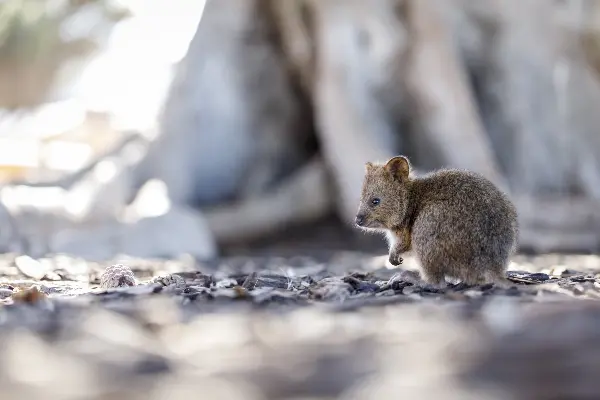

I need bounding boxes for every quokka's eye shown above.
[371,198,380,206]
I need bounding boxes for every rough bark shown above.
[204,157,331,243]
[138,0,313,206]
[450,0,600,198]
[310,0,408,223]
[402,0,506,189]
[5,0,600,255]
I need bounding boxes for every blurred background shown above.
[0,0,599,262]
[3,3,600,400]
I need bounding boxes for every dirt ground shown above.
[1,250,600,399]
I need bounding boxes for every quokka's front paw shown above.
[388,252,403,266]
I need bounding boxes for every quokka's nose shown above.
[355,214,365,226]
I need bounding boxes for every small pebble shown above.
[14,255,48,280]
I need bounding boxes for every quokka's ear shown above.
[365,161,374,171]
[384,156,410,181]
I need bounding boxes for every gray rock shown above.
[14,255,49,280]
[50,207,217,261]
[50,221,122,261]
[119,207,217,260]
[0,200,20,253]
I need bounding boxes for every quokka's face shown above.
[354,162,408,231]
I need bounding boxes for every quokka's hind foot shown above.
[459,268,512,288]
[421,269,448,291]
[486,270,513,289]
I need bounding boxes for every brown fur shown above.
[355,156,518,287]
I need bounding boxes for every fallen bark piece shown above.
[152,274,186,289]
